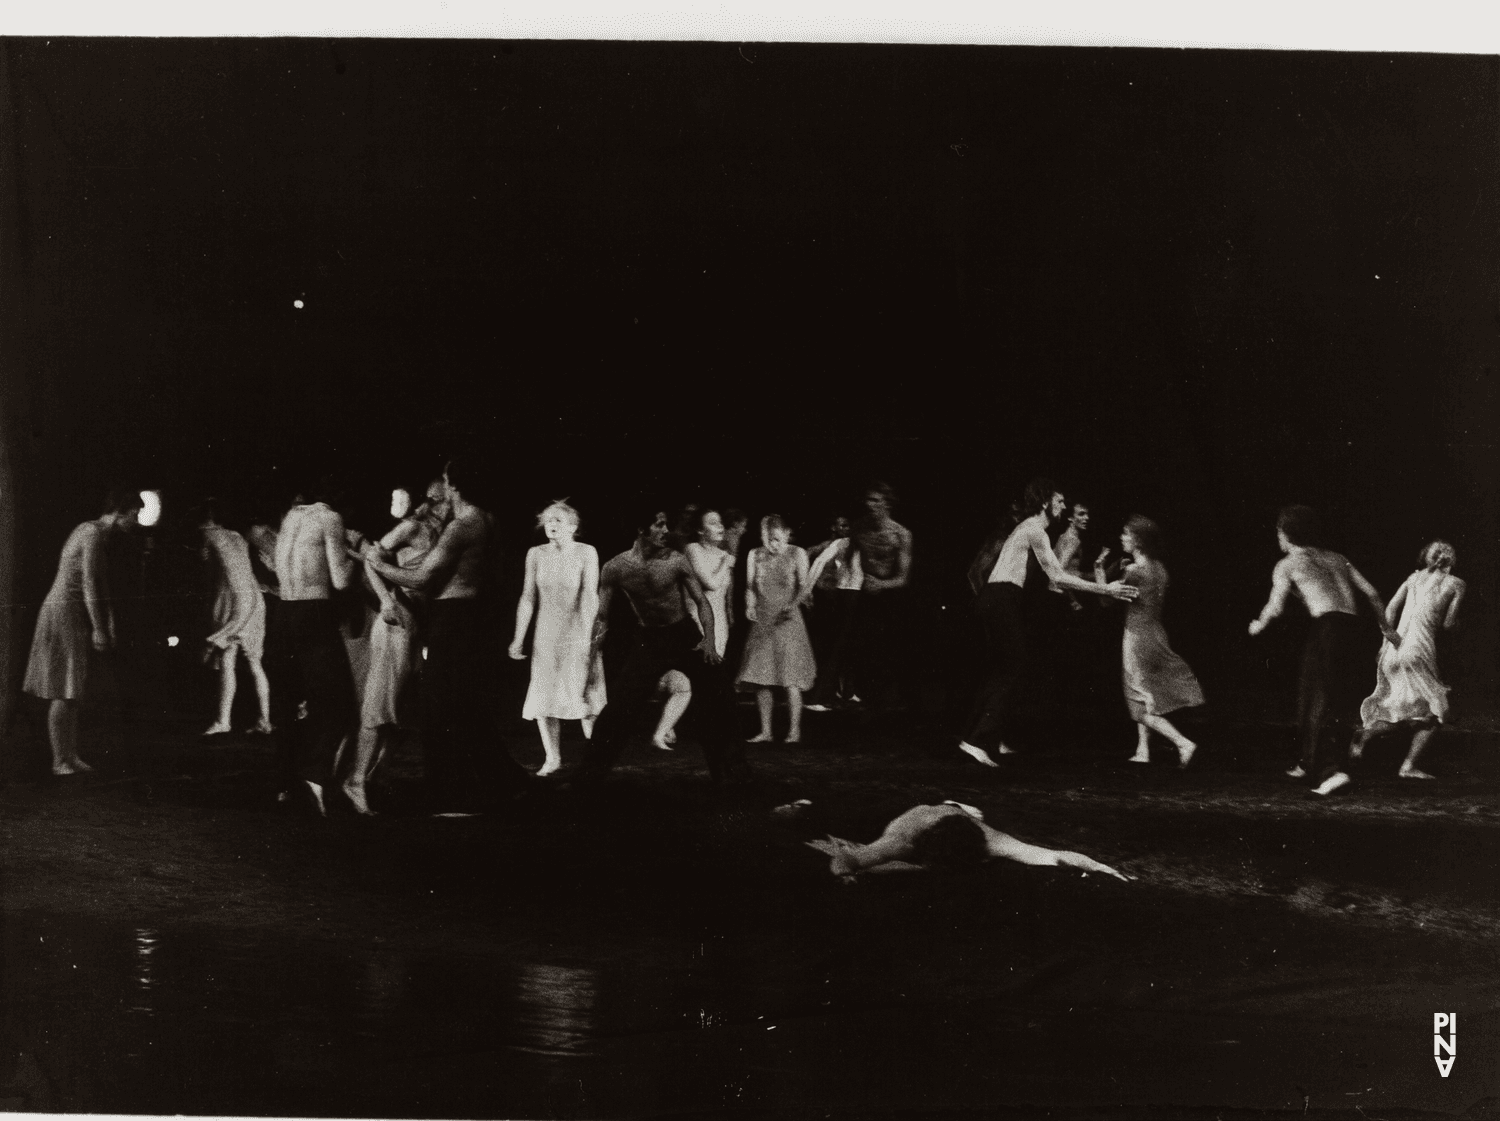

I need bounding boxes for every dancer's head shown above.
[419,477,452,523]
[1276,505,1321,550]
[1421,539,1456,571]
[830,515,852,538]
[441,457,478,505]
[910,813,989,873]
[537,499,581,544]
[760,514,790,555]
[1122,514,1163,559]
[638,508,672,550]
[863,481,896,519]
[1022,477,1064,520]
[696,508,726,547]
[195,497,221,530]
[1069,503,1090,531]
[102,486,143,529]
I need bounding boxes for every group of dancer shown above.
[956,478,1466,798]
[22,471,1467,831]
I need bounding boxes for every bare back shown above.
[275,503,348,601]
[604,547,694,629]
[1277,548,1360,618]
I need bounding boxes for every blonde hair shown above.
[536,498,581,531]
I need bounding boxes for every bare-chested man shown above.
[267,476,359,814]
[1249,505,1400,797]
[959,478,1137,767]
[362,458,529,815]
[1049,502,1090,611]
[574,508,749,784]
[852,482,913,711]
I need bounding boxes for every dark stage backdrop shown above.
[1,41,1495,734]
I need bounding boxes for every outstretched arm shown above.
[1347,563,1401,645]
[1249,561,1293,636]
[1033,525,1136,600]
[803,538,846,600]
[364,517,470,592]
[978,822,1132,881]
[509,548,540,659]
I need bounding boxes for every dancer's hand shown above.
[1057,851,1134,882]
[1248,618,1267,637]
[1105,581,1139,602]
[1095,548,1111,565]
[1383,627,1402,648]
[695,637,723,666]
[507,639,526,660]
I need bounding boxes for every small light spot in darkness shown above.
[293,299,305,309]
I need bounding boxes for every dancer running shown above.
[1098,516,1203,767]
[803,515,863,712]
[199,501,272,737]
[1349,539,1466,779]
[572,508,749,784]
[509,499,606,777]
[738,515,816,744]
[363,458,531,814]
[342,478,451,814]
[959,479,1137,767]
[23,488,142,775]
[804,800,1131,881]
[1248,505,1401,797]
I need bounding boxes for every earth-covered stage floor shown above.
[2,704,1498,1120]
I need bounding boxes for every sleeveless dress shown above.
[684,542,733,658]
[204,527,267,660]
[361,512,443,729]
[24,522,105,701]
[736,547,817,690]
[1120,559,1204,721]
[1360,569,1454,725]
[523,542,607,721]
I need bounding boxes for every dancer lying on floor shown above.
[803,801,1132,881]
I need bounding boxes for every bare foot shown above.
[958,741,999,768]
[1285,765,1306,779]
[652,734,674,751]
[304,780,327,817]
[995,743,1017,756]
[342,783,375,815]
[1349,740,1365,761]
[52,760,91,776]
[1398,767,1436,780]
[249,720,274,735]
[1177,742,1197,769]
[203,722,232,736]
[784,733,802,744]
[747,732,774,744]
[536,762,561,776]
[1128,750,1151,764]
[664,728,676,745]
[1311,771,1351,797]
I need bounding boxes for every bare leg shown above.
[1399,723,1439,779]
[785,687,803,742]
[1128,723,1151,763]
[245,652,273,733]
[48,699,91,774]
[1349,720,1394,762]
[1142,713,1196,768]
[205,646,237,734]
[653,691,691,750]
[342,726,381,814]
[580,715,596,740]
[536,717,563,776]
[749,688,775,742]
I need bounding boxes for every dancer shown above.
[267,477,360,815]
[573,508,749,784]
[509,499,606,777]
[1097,516,1203,767]
[1049,502,1090,611]
[852,482,912,711]
[959,479,1137,767]
[1349,540,1466,779]
[683,509,735,661]
[805,801,1131,881]
[1248,505,1401,797]
[738,515,816,744]
[363,458,531,814]
[651,670,692,750]
[721,509,752,670]
[23,488,142,775]
[199,501,272,736]
[343,478,451,814]
[802,515,863,712]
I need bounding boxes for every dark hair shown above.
[1125,514,1164,559]
[909,814,989,873]
[670,504,705,551]
[1277,505,1322,548]
[637,506,672,539]
[1022,477,1060,516]
[723,508,748,530]
[313,473,348,507]
[865,480,897,507]
[102,486,142,516]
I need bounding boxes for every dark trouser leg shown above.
[811,590,858,705]
[682,652,749,783]
[297,626,356,787]
[1298,614,1361,783]
[962,584,1025,750]
[583,629,675,774]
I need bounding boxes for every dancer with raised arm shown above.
[199,501,272,737]
[958,478,1138,767]
[805,801,1131,881]
[24,488,141,775]
[1248,505,1401,797]
[342,478,451,814]
[509,500,606,777]
[803,515,863,712]
[1349,539,1466,780]
[363,458,531,814]
[572,508,749,785]
[1097,516,1203,767]
[738,515,816,744]
[268,476,359,815]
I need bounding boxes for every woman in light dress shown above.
[509,500,605,776]
[199,501,273,736]
[1350,540,1466,779]
[1096,515,1203,768]
[24,489,141,774]
[737,514,816,744]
